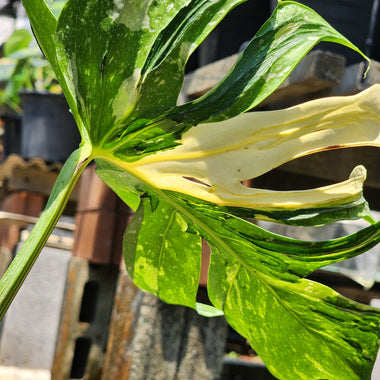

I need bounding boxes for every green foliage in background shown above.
[0,28,60,113]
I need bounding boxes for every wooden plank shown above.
[24,192,45,217]
[0,196,25,250]
[182,54,238,99]
[0,367,50,380]
[101,271,142,379]
[292,60,380,108]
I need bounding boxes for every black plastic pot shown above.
[1,113,21,160]
[20,92,81,163]
[271,0,379,65]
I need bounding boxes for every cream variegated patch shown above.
[115,85,380,210]
[109,0,153,31]
[111,67,141,122]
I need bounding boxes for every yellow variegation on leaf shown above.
[106,85,380,212]
[3,1,380,379]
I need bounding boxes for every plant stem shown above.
[0,144,92,321]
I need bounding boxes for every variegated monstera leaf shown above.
[3,1,380,379]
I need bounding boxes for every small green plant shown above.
[1,1,380,379]
[0,28,61,113]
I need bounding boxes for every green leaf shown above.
[224,194,373,226]
[208,250,380,380]
[110,86,380,226]
[22,0,82,136]
[0,59,16,82]
[8,2,380,379]
[106,117,189,161]
[4,29,33,57]
[49,0,67,18]
[123,193,202,308]
[95,159,143,211]
[131,0,246,118]
[7,47,42,61]
[122,187,380,379]
[55,0,196,145]
[196,302,224,317]
[21,0,58,80]
[175,191,380,379]
[182,200,380,278]
[168,1,369,124]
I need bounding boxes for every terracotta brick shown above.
[76,165,117,213]
[74,166,135,265]
[73,210,117,265]
[0,193,25,249]
[1,192,27,214]
[24,192,45,217]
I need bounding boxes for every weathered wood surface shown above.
[102,270,227,380]
[182,54,239,99]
